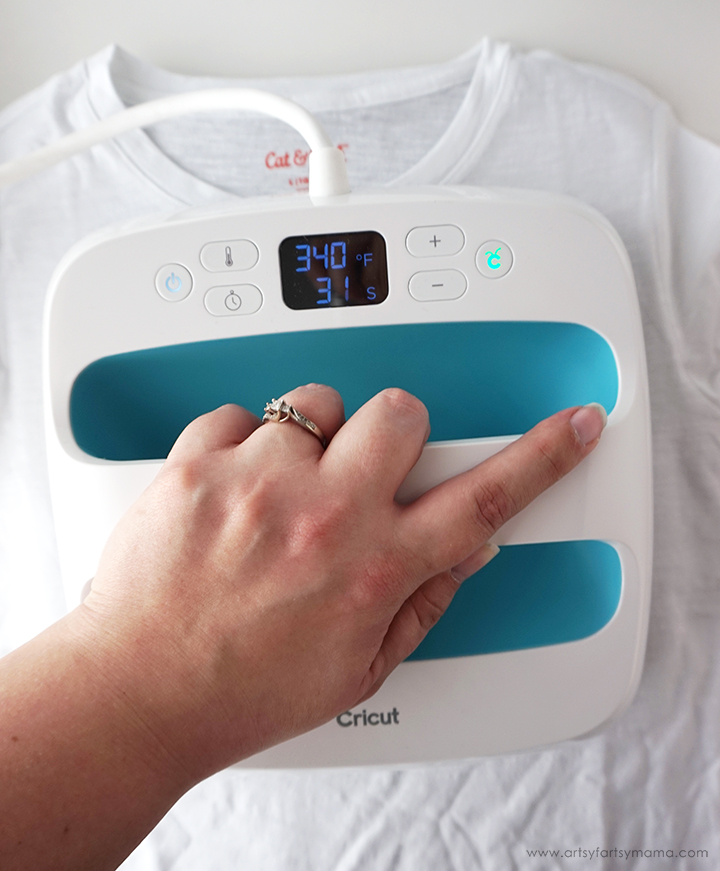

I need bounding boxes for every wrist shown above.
[69,593,257,782]
[63,603,207,789]
[0,609,195,869]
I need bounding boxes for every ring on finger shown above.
[262,398,327,449]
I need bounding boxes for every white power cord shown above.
[0,88,351,198]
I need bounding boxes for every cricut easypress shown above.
[1,89,652,766]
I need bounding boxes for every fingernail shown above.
[570,403,607,446]
[450,543,500,583]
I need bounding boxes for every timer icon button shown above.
[204,285,263,317]
[476,240,514,279]
[224,290,242,311]
[155,264,193,301]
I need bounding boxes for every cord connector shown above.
[308,146,351,199]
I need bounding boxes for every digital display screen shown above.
[279,231,388,310]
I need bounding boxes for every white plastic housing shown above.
[43,186,653,766]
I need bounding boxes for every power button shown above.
[155,264,193,301]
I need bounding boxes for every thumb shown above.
[356,543,500,703]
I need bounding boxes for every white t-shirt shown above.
[1,40,719,869]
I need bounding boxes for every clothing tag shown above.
[263,143,349,192]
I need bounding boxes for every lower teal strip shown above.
[407,540,622,659]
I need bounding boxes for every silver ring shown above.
[262,398,327,449]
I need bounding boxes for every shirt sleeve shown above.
[665,122,720,402]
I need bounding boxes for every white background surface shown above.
[2,4,720,869]
[2,0,720,144]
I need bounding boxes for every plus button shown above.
[405,224,465,257]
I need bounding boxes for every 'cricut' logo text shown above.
[336,707,399,727]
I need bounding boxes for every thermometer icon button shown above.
[200,240,259,272]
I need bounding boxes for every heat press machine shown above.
[2,88,653,766]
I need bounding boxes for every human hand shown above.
[73,385,606,784]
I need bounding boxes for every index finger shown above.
[397,403,607,577]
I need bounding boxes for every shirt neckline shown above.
[80,40,516,205]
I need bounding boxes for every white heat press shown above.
[2,89,652,766]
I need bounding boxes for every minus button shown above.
[409,269,467,302]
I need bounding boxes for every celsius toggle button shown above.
[204,284,263,316]
[155,264,193,301]
[476,240,513,278]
